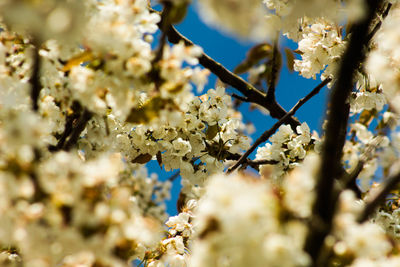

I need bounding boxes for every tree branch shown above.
[304,1,382,264]
[225,151,278,172]
[341,135,387,198]
[231,93,249,102]
[266,37,280,101]
[343,160,364,198]
[161,24,301,129]
[228,78,331,173]
[63,108,92,151]
[167,171,180,182]
[29,44,42,111]
[153,2,174,63]
[358,171,400,223]
[49,101,82,152]
[243,159,279,172]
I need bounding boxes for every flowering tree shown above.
[1,0,400,266]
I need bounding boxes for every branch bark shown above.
[343,160,364,198]
[304,1,382,264]
[228,78,331,173]
[266,37,280,101]
[29,44,42,111]
[161,24,301,129]
[63,108,92,151]
[358,171,400,223]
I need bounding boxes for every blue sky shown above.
[153,3,330,216]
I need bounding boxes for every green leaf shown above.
[161,0,191,24]
[284,47,295,72]
[234,43,273,74]
[247,43,273,62]
[234,61,252,74]
[206,124,219,140]
[167,2,189,24]
[126,96,176,124]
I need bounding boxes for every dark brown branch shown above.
[167,171,180,182]
[153,2,173,63]
[336,136,389,200]
[243,159,279,172]
[342,135,390,197]
[358,171,400,223]
[225,151,278,172]
[228,78,331,173]
[332,164,364,202]
[63,108,92,151]
[266,37,280,101]
[343,160,364,198]
[304,1,381,264]
[29,45,42,111]
[231,93,249,102]
[162,24,301,129]
[247,159,279,166]
[49,101,82,152]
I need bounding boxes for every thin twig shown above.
[231,93,249,102]
[334,136,389,203]
[247,159,279,165]
[358,171,400,223]
[244,159,279,172]
[167,171,180,182]
[160,23,301,129]
[304,1,382,264]
[341,135,387,197]
[228,78,331,173]
[225,151,278,172]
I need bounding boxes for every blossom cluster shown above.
[196,0,274,41]
[366,3,400,114]
[180,172,310,267]
[124,86,250,195]
[255,122,318,180]
[1,1,400,267]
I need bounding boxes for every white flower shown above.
[283,153,319,217]
[172,138,192,156]
[344,223,392,259]
[162,236,186,254]
[168,254,187,267]
[296,122,311,143]
[350,91,387,113]
[288,137,307,159]
[351,123,373,144]
[270,124,294,144]
[166,212,192,237]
